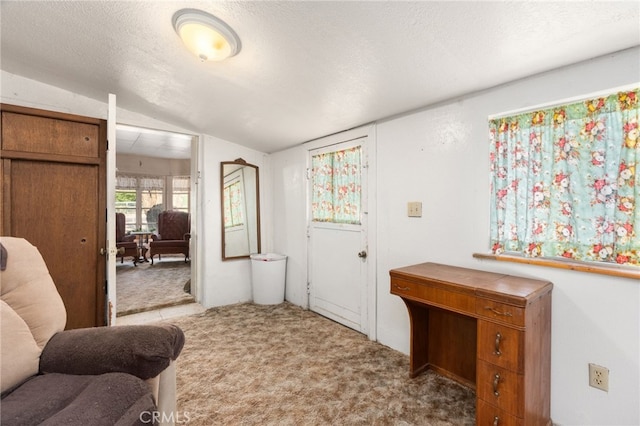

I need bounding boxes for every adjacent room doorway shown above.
[114,125,196,317]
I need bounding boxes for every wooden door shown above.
[0,104,107,329]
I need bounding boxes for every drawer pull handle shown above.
[493,373,501,396]
[485,306,513,317]
[493,416,499,426]
[394,285,411,291]
[494,332,502,356]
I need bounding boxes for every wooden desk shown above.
[390,262,552,426]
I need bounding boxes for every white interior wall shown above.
[271,47,640,425]
[197,134,269,307]
[1,71,272,311]
[0,71,191,133]
[270,145,309,306]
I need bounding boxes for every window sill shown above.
[473,253,640,280]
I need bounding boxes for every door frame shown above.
[106,94,117,325]
[304,124,377,340]
[105,100,201,325]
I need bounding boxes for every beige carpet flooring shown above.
[116,257,193,316]
[167,302,475,425]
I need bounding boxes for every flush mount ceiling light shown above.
[172,9,241,62]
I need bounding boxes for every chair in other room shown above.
[148,211,190,265]
[116,213,139,265]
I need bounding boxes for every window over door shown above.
[311,145,362,225]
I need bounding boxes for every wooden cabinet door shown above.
[1,104,107,329]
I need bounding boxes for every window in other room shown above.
[116,175,164,232]
[171,176,191,214]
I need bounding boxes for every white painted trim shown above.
[366,123,378,342]
[489,82,639,120]
[189,135,200,305]
[106,94,117,326]
[304,124,375,151]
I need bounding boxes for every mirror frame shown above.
[220,158,261,260]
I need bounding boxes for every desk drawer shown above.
[391,278,475,315]
[478,320,524,372]
[477,360,523,417]
[477,399,523,426]
[477,299,525,327]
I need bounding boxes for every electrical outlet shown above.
[589,363,609,392]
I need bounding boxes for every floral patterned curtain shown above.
[489,89,639,267]
[311,146,362,224]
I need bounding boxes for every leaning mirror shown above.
[221,159,261,260]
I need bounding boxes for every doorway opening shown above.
[114,125,195,317]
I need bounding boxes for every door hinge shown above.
[106,139,109,151]
[306,168,311,180]
[306,282,311,295]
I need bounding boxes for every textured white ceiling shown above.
[1,1,639,154]
[116,125,193,159]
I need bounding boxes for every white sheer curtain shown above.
[116,175,164,191]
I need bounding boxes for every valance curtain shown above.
[489,89,639,267]
[311,146,362,225]
[172,176,190,190]
[116,175,164,191]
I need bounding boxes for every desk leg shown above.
[403,300,430,378]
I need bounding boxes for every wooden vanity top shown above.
[389,262,553,307]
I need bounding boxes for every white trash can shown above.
[250,253,287,305]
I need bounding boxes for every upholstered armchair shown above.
[148,211,190,265]
[116,212,140,265]
[0,237,185,425]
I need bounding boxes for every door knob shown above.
[99,248,106,256]
[358,250,367,259]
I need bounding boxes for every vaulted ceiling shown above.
[1,1,639,155]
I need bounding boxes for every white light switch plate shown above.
[408,202,422,217]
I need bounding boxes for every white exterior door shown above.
[308,137,368,333]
